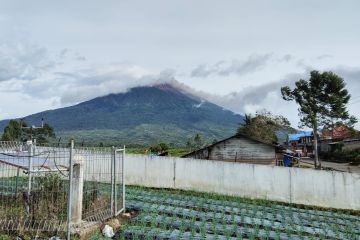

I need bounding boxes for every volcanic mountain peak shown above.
[0,82,243,146]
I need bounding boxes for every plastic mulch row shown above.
[127,201,353,239]
[127,188,360,223]
[120,225,240,240]
[126,192,358,234]
[131,212,311,240]
[126,189,359,233]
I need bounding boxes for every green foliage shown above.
[186,133,205,151]
[237,110,295,144]
[149,142,169,154]
[33,174,68,220]
[320,147,360,164]
[56,121,237,148]
[1,119,24,141]
[34,123,56,144]
[281,70,357,167]
[0,119,55,144]
[121,148,189,156]
[118,186,360,239]
[281,71,357,130]
[0,86,243,147]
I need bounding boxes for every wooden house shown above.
[287,131,314,156]
[182,134,277,165]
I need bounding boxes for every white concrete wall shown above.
[125,154,360,210]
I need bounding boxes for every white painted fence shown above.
[125,154,360,210]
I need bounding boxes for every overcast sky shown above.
[1,0,360,129]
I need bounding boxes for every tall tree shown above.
[281,70,357,168]
[1,120,24,141]
[237,110,294,144]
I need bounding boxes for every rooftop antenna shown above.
[21,118,45,141]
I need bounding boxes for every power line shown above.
[348,95,360,105]
[350,95,360,101]
[349,99,360,105]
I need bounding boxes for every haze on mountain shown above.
[0,83,243,147]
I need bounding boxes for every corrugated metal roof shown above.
[288,131,313,141]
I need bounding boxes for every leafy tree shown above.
[186,138,194,151]
[1,120,24,141]
[158,142,169,152]
[149,142,169,154]
[281,70,357,168]
[1,119,56,144]
[194,134,204,149]
[33,123,56,144]
[186,133,205,151]
[237,110,294,144]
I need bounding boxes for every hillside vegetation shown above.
[0,84,243,147]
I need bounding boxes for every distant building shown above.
[321,125,354,140]
[287,131,314,156]
[182,134,277,165]
[320,126,359,153]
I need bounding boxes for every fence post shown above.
[111,146,115,216]
[114,148,117,215]
[26,140,33,215]
[67,140,74,240]
[71,154,85,224]
[122,145,126,213]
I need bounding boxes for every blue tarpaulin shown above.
[288,131,313,141]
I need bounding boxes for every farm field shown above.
[116,186,360,240]
[1,178,360,239]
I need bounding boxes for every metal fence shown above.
[0,140,125,239]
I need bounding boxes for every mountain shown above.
[0,83,243,147]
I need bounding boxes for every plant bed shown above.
[115,186,360,240]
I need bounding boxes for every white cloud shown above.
[0,39,359,131]
[0,42,56,82]
[191,54,273,78]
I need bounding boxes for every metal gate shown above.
[113,147,125,216]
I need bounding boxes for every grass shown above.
[0,175,115,239]
[126,148,189,157]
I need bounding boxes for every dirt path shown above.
[300,159,360,174]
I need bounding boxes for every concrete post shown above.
[26,140,33,215]
[67,140,74,240]
[111,146,115,216]
[71,155,85,224]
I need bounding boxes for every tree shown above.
[1,119,56,144]
[237,110,294,144]
[149,142,169,154]
[281,70,357,168]
[1,120,24,141]
[194,134,204,149]
[33,123,56,144]
[186,133,205,151]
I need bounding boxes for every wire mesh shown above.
[0,141,70,236]
[75,147,113,223]
[0,141,125,237]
